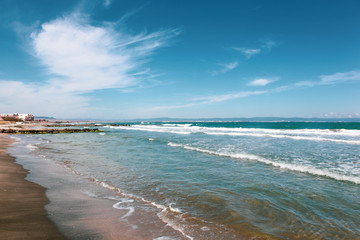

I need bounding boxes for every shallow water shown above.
[10,122,360,239]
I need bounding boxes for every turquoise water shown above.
[21,122,360,239]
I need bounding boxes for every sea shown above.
[8,121,360,239]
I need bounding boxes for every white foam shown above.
[109,125,191,135]
[139,197,192,239]
[110,124,360,145]
[98,132,106,135]
[201,226,210,231]
[141,198,167,210]
[157,209,193,240]
[94,179,134,198]
[169,203,182,213]
[106,196,134,203]
[81,191,98,198]
[10,136,21,141]
[90,177,194,238]
[26,144,38,151]
[153,237,176,240]
[206,131,360,145]
[167,142,360,184]
[113,202,135,218]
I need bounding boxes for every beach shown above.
[1,121,359,240]
[0,133,65,239]
[0,123,190,240]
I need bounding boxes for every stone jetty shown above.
[0,128,102,134]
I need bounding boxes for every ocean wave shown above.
[153,237,177,240]
[113,201,135,218]
[108,124,360,145]
[140,197,193,240]
[167,142,360,184]
[161,124,360,137]
[107,125,191,135]
[206,131,360,144]
[26,144,38,151]
[88,177,193,239]
[10,136,22,141]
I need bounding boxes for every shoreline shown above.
[5,132,188,240]
[1,122,277,240]
[0,121,359,239]
[0,133,66,239]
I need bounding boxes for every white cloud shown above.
[151,90,266,111]
[0,13,180,118]
[103,0,112,7]
[0,81,90,117]
[320,70,360,84]
[31,14,180,93]
[211,61,238,75]
[193,91,266,104]
[294,70,360,88]
[294,81,316,87]
[260,39,277,51]
[147,69,359,115]
[234,39,278,59]
[234,48,261,59]
[248,78,273,86]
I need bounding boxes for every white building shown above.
[18,114,34,121]
[0,113,34,121]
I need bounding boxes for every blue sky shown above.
[0,0,359,119]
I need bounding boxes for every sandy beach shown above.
[0,133,66,239]
[0,125,185,240]
[1,121,358,239]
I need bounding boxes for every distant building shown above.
[0,113,18,120]
[0,113,34,121]
[18,114,34,121]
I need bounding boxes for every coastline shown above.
[0,133,65,239]
[2,121,358,239]
[4,131,188,240]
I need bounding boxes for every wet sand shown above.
[2,133,184,240]
[0,133,66,239]
[0,125,267,240]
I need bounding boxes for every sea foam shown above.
[89,177,194,239]
[26,144,38,151]
[167,142,360,184]
[110,124,360,145]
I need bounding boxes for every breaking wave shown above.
[88,177,193,240]
[108,124,360,145]
[167,142,360,184]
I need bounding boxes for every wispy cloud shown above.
[31,13,180,92]
[295,70,360,88]
[248,78,274,86]
[0,80,90,117]
[151,90,266,111]
[115,3,150,25]
[260,39,277,51]
[234,39,278,59]
[233,48,261,59]
[150,70,359,113]
[0,13,180,117]
[320,70,360,84]
[210,61,238,75]
[103,0,112,7]
[193,91,266,104]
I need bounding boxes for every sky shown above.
[0,0,359,120]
